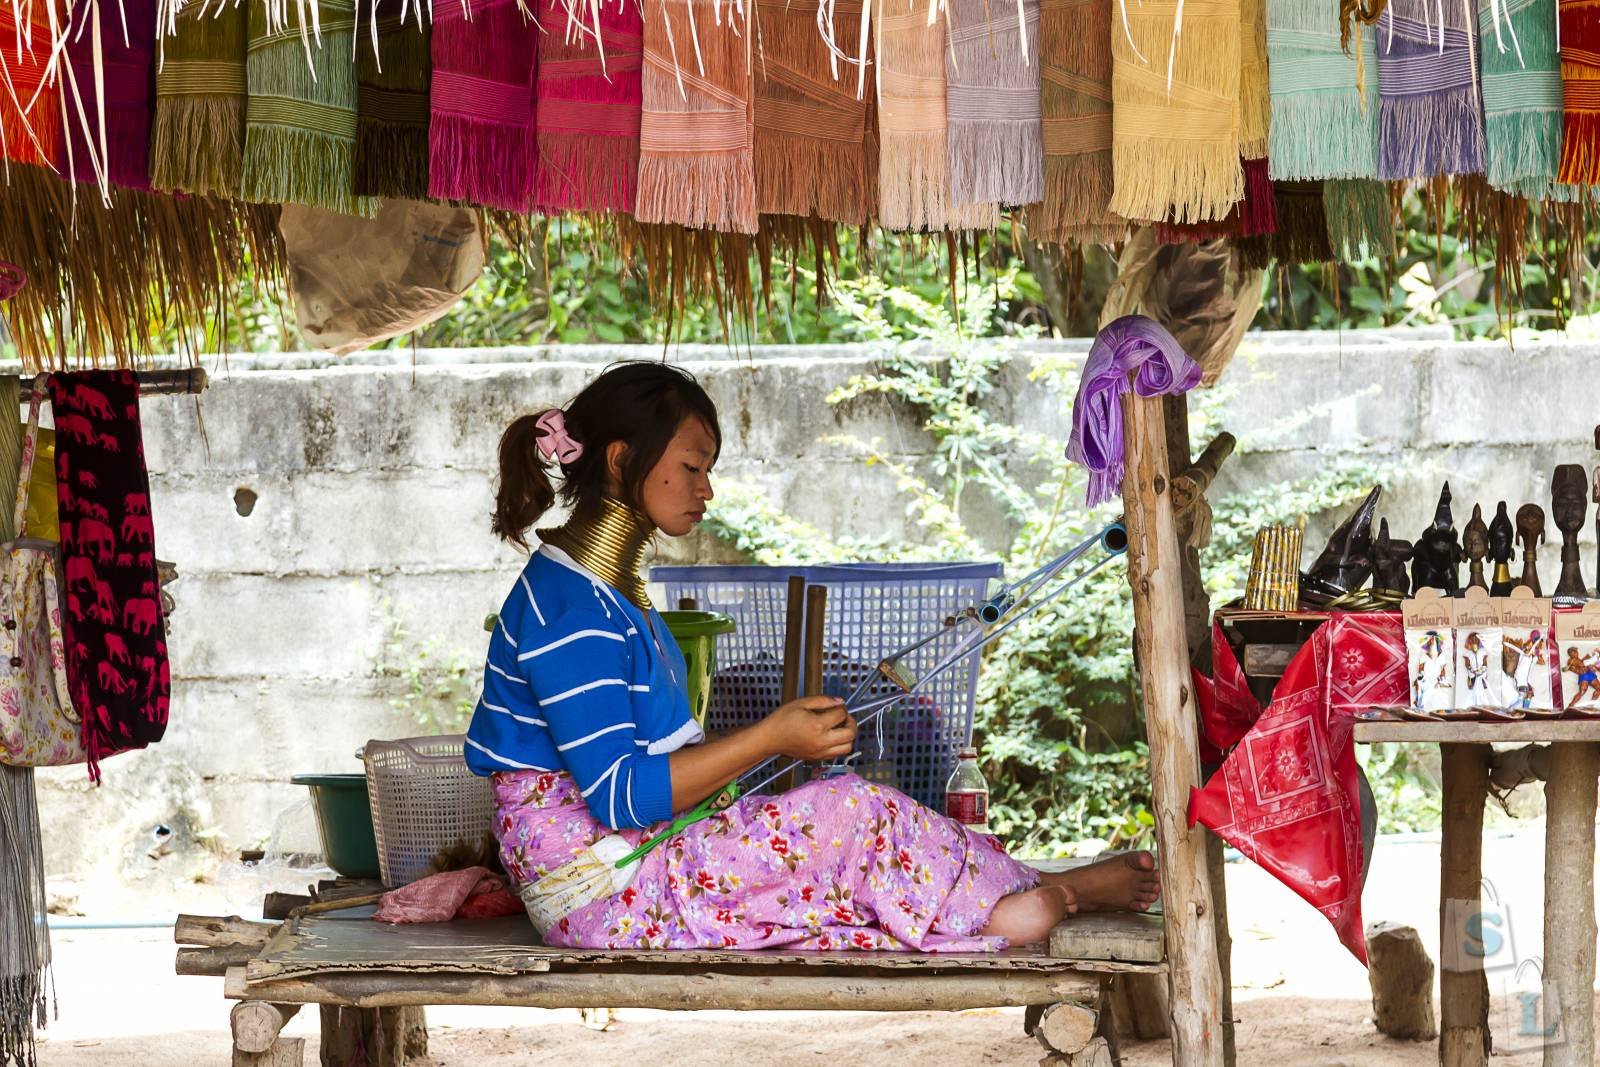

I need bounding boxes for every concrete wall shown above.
[34,327,1597,895]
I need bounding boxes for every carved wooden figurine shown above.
[1592,425,1600,597]
[1305,486,1381,595]
[1463,504,1489,592]
[1516,503,1546,597]
[1553,464,1589,599]
[1489,501,1516,596]
[1412,483,1461,595]
[1373,519,1413,596]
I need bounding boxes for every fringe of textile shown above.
[1240,180,1332,267]
[1377,0,1486,179]
[0,3,60,167]
[1457,173,1530,310]
[946,0,1044,207]
[1266,0,1380,178]
[1239,0,1270,157]
[242,0,373,215]
[617,218,757,333]
[1110,0,1242,223]
[63,0,157,191]
[637,0,757,233]
[1026,0,1122,244]
[1478,0,1560,195]
[150,0,247,197]
[753,213,846,308]
[0,762,50,1067]
[428,0,537,211]
[531,0,643,215]
[1240,156,1277,234]
[1558,0,1600,182]
[0,164,286,365]
[876,6,996,231]
[752,0,876,225]
[1323,177,1395,257]
[354,6,430,200]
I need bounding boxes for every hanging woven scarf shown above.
[1557,0,1600,181]
[354,8,430,200]
[1109,0,1242,223]
[241,0,371,214]
[752,0,875,224]
[636,0,757,234]
[0,2,60,167]
[1027,0,1121,243]
[877,4,995,231]
[49,372,169,777]
[1240,179,1334,266]
[1239,0,1269,158]
[429,0,537,211]
[1377,0,1486,179]
[1154,156,1275,241]
[1476,0,1561,196]
[150,0,247,197]
[946,0,1043,207]
[1324,177,1395,257]
[1266,0,1380,178]
[63,0,156,190]
[530,0,643,214]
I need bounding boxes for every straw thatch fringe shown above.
[620,218,758,334]
[354,10,430,200]
[0,165,285,365]
[1109,0,1242,222]
[1323,178,1394,258]
[151,0,247,197]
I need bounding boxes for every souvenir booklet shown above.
[1556,602,1600,715]
[1452,588,1504,715]
[1498,586,1556,714]
[1402,589,1455,717]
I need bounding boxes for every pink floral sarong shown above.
[492,770,1039,952]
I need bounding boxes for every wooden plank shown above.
[176,914,278,949]
[228,965,1101,1012]
[1354,720,1600,743]
[177,944,260,976]
[1241,644,1302,678]
[1120,389,1223,1066]
[1440,743,1491,1067]
[1543,742,1599,1066]
[1048,913,1165,964]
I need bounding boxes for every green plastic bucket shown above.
[290,773,382,879]
[660,610,736,728]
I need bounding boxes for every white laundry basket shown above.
[362,734,494,887]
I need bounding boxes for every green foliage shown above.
[701,272,1400,856]
[1357,742,1443,835]
[372,596,479,736]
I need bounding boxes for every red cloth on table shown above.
[373,866,523,924]
[1188,612,1407,965]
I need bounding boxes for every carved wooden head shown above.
[1517,503,1546,549]
[1553,464,1588,534]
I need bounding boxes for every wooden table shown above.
[1354,719,1600,1067]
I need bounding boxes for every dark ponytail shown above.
[492,361,721,547]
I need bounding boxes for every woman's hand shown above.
[759,696,858,761]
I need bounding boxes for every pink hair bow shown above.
[535,409,583,465]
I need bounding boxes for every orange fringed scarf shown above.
[1027,0,1122,243]
[0,1,60,166]
[1558,0,1600,181]
[752,0,876,225]
[636,0,758,234]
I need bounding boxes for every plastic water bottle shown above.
[945,747,990,833]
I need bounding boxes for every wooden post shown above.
[1120,389,1223,1066]
[1364,922,1436,1040]
[1439,742,1491,1066]
[1542,742,1599,1067]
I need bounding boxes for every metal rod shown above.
[15,367,209,400]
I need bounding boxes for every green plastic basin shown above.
[660,610,736,728]
[290,773,381,879]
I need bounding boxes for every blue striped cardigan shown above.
[463,545,703,830]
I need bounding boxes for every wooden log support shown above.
[1033,1002,1099,1055]
[1120,389,1224,1065]
[232,1002,303,1053]
[1439,742,1491,1066]
[225,966,1100,1012]
[1364,922,1437,1040]
[1489,744,1550,790]
[177,944,262,976]
[176,914,277,949]
[321,1005,410,1067]
[232,1036,304,1067]
[1038,1037,1113,1066]
[1542,742,1599,1067]
[1107,972,1171,1040]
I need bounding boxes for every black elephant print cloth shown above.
[49,372,169,778]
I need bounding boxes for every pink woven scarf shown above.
[530,0,643,214]
[428,0,539,211]
[64,0,157,190]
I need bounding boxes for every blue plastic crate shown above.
[651,562,1003,808]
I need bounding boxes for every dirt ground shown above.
[34,826,1591,1066]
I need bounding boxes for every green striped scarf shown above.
[1266,0,1380,179]
[241,0,375,214]
[1477,0,1579,199]
[151,0,248,197]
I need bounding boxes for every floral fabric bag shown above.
[0,385,82,767]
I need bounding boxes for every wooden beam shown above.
[1119,389,1224,1066]
[176,914,277,949]
[177,944,260,976]
[224,966,1099,1012]
[1048,912,1165,964]
[1355,721,1600,743]
[1542,742,1599,1067]
[1439,743,1491,1066]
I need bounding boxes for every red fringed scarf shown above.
[530,0,643,214]
[1559,0,1600,181]
[64,0,157,190]
[428,0,539,211]
[0,2,60,166]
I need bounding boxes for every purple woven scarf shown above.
[1066,315,1202,507]
[1377,0,1486,179]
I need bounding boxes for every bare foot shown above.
[979,883,1079,943]
[1043,851,1161,912]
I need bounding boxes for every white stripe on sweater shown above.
[581,753,627,798]
[540,678,628,707]
[646,718,706,755]
[480,700,546,728]
[625,765,640,827]
[465,736,550,771]
[487,662,527,686]
[518,629,625,661]
[519,573,547,626]
[498,620,519,648]
[556,721,632,751]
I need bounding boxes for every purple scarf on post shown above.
[1066,315,1202,506]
